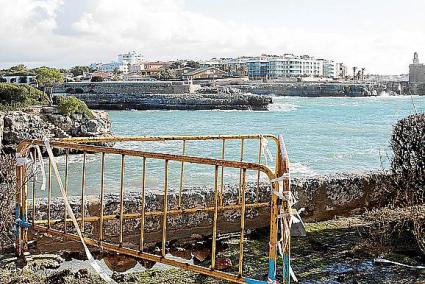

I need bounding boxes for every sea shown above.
[43,95,425,197]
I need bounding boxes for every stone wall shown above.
[228,82,405,97]
[53,82,199,95]
[32,171,391,248]
[409,83,425,96]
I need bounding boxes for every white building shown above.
[91,51,144,75]
[98,62,128,73]
[247,54,344,79]
[118,51,144,65]
[2,75,36,84]
[320,59,337,78]
[128,63,145,73]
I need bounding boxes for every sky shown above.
[0,0,424,74]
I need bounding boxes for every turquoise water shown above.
[46,95,425,196]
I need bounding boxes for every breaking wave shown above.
[268,102,298,112]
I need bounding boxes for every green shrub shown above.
[57,96,94,118]
[0,83,49,110]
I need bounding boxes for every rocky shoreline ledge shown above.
[53,92,272,111]
[0,106,113,152]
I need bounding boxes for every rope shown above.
[263,134,305,283]
[42,139,115,283]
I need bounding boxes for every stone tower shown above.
[409,52,425,83]
[413,52,420,64]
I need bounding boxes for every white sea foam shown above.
[290,162,316,176]
[268,102,298,112]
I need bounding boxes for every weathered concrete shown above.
[53,93,272,111]
[31,171,391,250]
[53,82,199,95]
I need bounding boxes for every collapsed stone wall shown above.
[31,171,391,250]
[391,113,425,204]
[292,171,392,221]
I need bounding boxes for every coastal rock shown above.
[2,111,55,147]
[53,93,272,111]
[0,107,113,152]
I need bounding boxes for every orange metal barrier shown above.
[15,134,291,283]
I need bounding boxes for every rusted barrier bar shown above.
[48,158,52,229]
[119,154,125,246]
[139,157,147,251]
[64,149,69,232]
[81,152,86,232]
[15,163,23,255]
[211,165,219,270]
[178,140,186,209]
[32,149,36,227]
[22,165,28,249]
[99,152,105,242]
[162,160,169,257]
[238,168,247,276]
[220,139,225,207]
[256,138,262,201]
[34,225,247,284]
[36,202,269,225]
[238,139,245,204]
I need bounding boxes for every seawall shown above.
[32,171,391,249]
[53,81,200,95]
[228,82,409,97]
[53,93,272,111]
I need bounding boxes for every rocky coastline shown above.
[53,92,272,111]
[0,106,113,152]
[227,81,410,97]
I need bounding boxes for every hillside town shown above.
[1,51,371,84]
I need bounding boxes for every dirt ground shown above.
[1,216,424,284]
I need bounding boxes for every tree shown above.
[70,66,93,77]
[1,64,31,76]
[159,68,176,80]
[33,67,64,88]
[91,76,104,82]
[113,67,122,75]
[169,61,183,69]
[186,60,200,69]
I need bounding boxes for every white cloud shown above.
[0,0,423,74]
